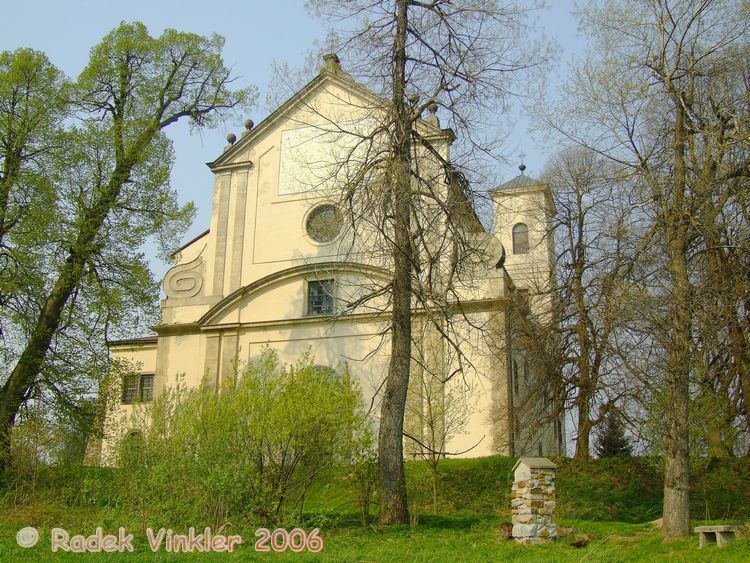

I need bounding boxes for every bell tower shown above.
[489,163,555,317]
[489,163,562,456]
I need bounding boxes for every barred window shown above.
[122,375,139,404]
[122,374,155,404]
[307,279,334,315]
[140,374,154,402]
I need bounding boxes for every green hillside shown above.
[306,456,750,524]
[2,455,749,561]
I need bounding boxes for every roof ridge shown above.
[492,173,545,191]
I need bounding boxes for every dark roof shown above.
[107,335,158,347]
[492,174,544,191]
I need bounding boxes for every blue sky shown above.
[3,1,586,278]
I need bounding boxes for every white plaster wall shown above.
[103,73,531,463]
[99,344,157,465]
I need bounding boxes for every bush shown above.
[117,349,372,528]
[1,403,96,508]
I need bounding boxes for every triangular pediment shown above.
[209,68,377,170]
[208,57,450,171]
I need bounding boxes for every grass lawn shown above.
[1,510,749,561]
[1,456,749,561]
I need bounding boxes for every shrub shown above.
[350,448,378,526]
[1,402,96,508]
[117,349,371,528]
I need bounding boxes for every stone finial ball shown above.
[226,133,237,144]
[427,101,438,114]
[244,119,254,131]
[323,52,340,64]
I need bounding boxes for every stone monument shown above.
[511,457,557,544]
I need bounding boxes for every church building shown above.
[93,54,563,464]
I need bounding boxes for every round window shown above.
[306,204,342,243]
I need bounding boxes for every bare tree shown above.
[529,147,636,458]
[301,0,550,524]
[404,328,476,511]
[538,0,750,538]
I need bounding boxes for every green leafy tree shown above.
[0,48,68,344]
[0,22,255,471]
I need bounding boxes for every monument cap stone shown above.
[513,457,557,481]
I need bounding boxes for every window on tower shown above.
[512,223,529,254]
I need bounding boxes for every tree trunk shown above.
[574,397,591,458]
[378,0,412,525]
[662,104,691,539]
[431,461,438,513]
[706,418,734,459]
[0,163,132,471]
[0,250,90,470]
[731,323,750,457]
[572,189,594,459]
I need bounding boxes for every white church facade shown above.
[93,55,563,464]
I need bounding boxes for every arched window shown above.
[512,223,529,254]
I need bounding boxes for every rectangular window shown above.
[122,375,139,404]
[122,374,155,404]
[140,374,154,402]
[307,279,334,315]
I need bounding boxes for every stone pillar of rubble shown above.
[511,457,557,544]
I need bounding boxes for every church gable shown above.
[164,55,453,314]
